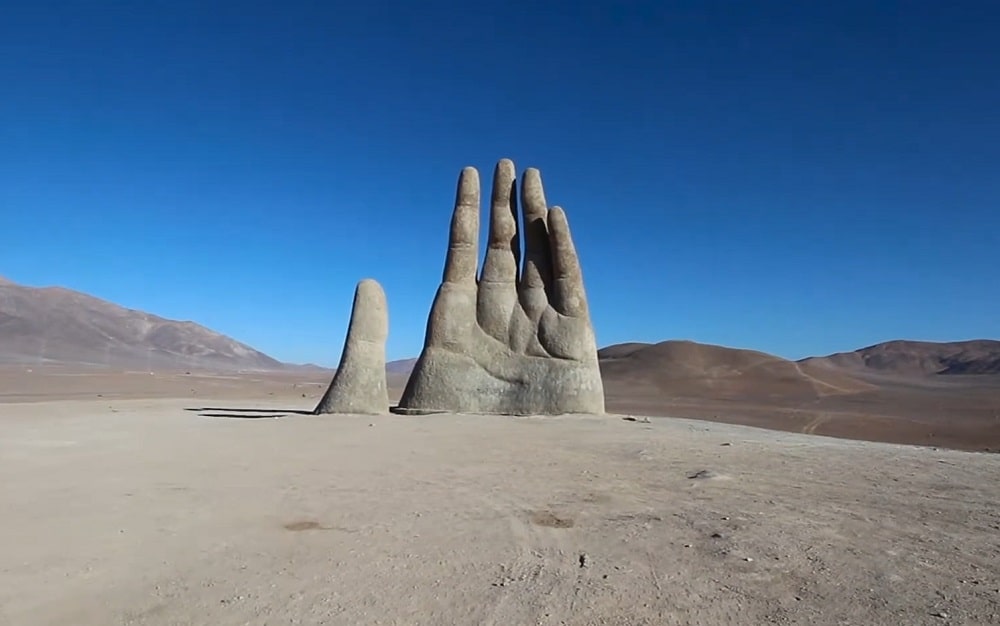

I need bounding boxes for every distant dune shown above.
[596,339,1000,452]
[598,340,875,401]
[800,339,1000,377]
[386,358,417,375]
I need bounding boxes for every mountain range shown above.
[0,276,281,370]
[1,276,998,387]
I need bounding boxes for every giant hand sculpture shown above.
[396,159,605,415]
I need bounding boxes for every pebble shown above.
[744,557,754,562]
[931,611,949,619]
[579,553,590,568]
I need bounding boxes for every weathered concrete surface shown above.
[397,159,605,415]
[314,279,389,415]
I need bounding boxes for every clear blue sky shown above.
[1,1,997,365]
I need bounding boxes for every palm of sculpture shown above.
[397,159,605,415]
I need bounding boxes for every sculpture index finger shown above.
[442,166,481,284]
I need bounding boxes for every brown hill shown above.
[596,339,1000,452]
[800,339,1000,377]
[0,278,284,371]
[598,340,875,402]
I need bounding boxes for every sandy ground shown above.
[2,395,999,625]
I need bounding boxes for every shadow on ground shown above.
[184,407,316,419]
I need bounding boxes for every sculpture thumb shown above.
[313,279,389,415]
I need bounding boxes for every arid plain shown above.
[2,365,1000,625]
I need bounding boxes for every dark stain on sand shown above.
[530,510,575,528]
[284,520,325,531]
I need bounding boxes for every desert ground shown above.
[2,367,999,625]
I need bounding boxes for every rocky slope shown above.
[0,277,283,371]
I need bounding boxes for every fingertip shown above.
[492,160,516,199]
[520,168,547,216]
[356,278,387,302]
[548,206,581,282]
[548,206,567,227]
[548,207,574,249]
[456,167,480,207]
[350,278,389,340]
